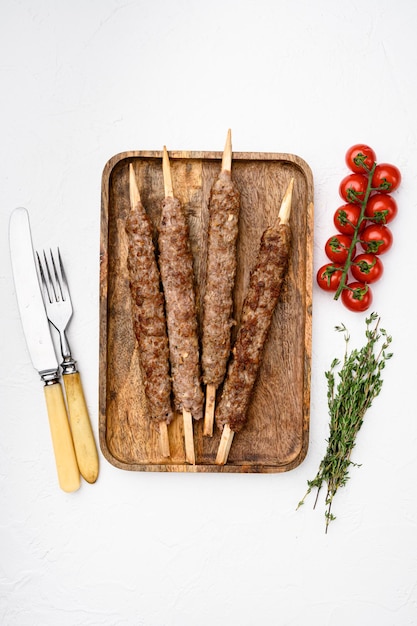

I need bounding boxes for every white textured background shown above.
[1,1,417,624]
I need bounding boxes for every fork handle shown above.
[62,372,99,484]
[43,382,81,493]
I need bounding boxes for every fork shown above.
[37,248,99,484]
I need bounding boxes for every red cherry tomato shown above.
[333,204,365,235]
[351,253,384,283]
[345,144,377,174]
[317,264,344,291]
[361,224,393,255]
[371,163,401,193]
[325,234,355,264]
[365,193,398,224]
[339,174,368,205]
[341,282,373,312]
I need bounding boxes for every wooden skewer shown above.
[159,421,170,458]
[203,384,216,436]
[215,177,295,465]
[221,128,232,173]
[129,162,141,206]
[129,162,171,459]
[215,424,234,465]
[203,129,234,437]
[162,146,174,198]
[162,146,196,464]
[275,177,294,226]
[182,409,195,465]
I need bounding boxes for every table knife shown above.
[9,208,80,493]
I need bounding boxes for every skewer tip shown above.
[221,129,232,173]
[162,146,174,198]
[215,424,235,465]
[277,177,294,226]
[159,421,170,458]
[182,409,196,465]
[129,163,141,208]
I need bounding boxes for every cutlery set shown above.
[9,208,99,492]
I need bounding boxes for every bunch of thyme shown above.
[298,312,393,532]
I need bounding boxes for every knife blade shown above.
[9,208,80,493]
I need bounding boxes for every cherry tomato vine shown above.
[317,144,401,312]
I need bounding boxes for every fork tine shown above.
[49,248,66,302]
[56,248,71,303]
[43,248,72,305]
[36,251,53,303]
[43,249,59,302]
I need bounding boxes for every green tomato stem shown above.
[334,163,377,300]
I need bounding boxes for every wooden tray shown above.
[99,149,313,473]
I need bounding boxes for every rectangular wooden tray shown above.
[99,149,313,473]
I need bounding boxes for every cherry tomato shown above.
[365,193,398,224]
[317,263,344,291]
[371,163,401,193]
[341,282,373,312]
[361,224,393,255]
[333,204,365,235]
[325,234,355,264]
[345,144,377,174]
[351,253,384,283]
[339,174,368,205]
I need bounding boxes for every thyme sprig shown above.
[298,312,393,532]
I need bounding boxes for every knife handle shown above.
[62,372,99,484]
[43,382,80,493]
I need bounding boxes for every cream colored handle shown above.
[63,372,99,484]
[43,383,80,493]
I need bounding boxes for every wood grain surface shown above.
[99,150,314,473]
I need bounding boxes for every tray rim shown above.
[99,149,314,474]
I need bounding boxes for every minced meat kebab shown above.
[215,177,294,464]
[158,147,204,463]
[125,163,173,457]
[201,129,241,435]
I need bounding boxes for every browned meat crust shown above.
[158,196,204,419]
[125,202,174,424]
[202,170,240,387]
[215,221,291,432]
